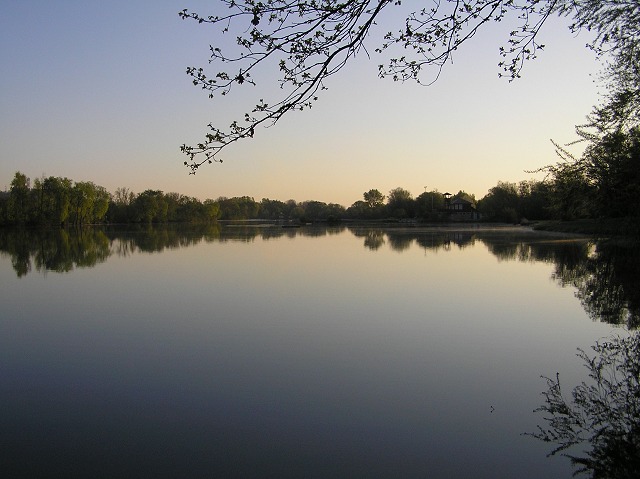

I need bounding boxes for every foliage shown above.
[9,172,30,223]
[553,240,640,329]
[0,172,223,226]
[583,127,640,218]
[4,166,639,227]
[415,190,445,220]
[529,333,640,478]
[349,189,387,219]
[478,181,520,222]
[363,189,385,209]
[517,179,552,220]
[576,0,640,135]
[178,0,639,170]
[477,180,552,222]
[534,126,640,222]
[387,186,414,218]
[451,190,476,203]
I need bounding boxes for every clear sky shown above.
[1,0,603,206]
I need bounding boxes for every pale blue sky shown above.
[1,0,602,206]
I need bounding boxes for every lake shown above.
[1,225,637,478]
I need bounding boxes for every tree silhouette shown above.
[179,0,639,171]
[528,333,640,478]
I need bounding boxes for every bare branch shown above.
[179,0,639,171]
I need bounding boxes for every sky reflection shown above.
[0,226,625,478]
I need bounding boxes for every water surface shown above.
[1,225,635,477]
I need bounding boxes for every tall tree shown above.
[477,181,520,222]
[387,187,414,218]
[179,0,640,170]
[134,190,168,223]
[70,182,99,225]
[363,189,385,209]
[9,172,31,224]
[43,176,72,226]
[536,126,640,220]
[416,190,444,218]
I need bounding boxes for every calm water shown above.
[0,225,637,478]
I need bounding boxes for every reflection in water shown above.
[529,332,640,478]
[554,242,640,330]
[0,227,111,277]
[2,224,639,477]
[350,228,385,250]
[1,225,638,331]
[0,224,349,274]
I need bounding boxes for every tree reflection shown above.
[529,333,640,478]
[350,228,386,250]
[349,227,477,253]
[0,224,346,276]
[2,226,639,331]
[0,228,33,277]
[554,242,640,330]
[0,228,112,276]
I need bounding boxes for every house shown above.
[443,194,481,221]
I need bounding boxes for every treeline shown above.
[0,172,349,226]
[2,125,638,227]
[0,173,475,226]
[0,173,345,226]
[0,173,221,226]
[479,126,640,224]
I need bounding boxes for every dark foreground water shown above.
[1,225,637,478]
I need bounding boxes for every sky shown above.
[1,0,604,207]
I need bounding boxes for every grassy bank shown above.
[533,218,640,237]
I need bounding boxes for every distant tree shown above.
[43,176,72,226]
[260,198,288,219]
[203,199,221,222]
[301,200,327,220]
[9,172,30,224]
[285,199,300,219]
[0,190,9,225]
[478,181,520,222]
[134,190,168,223]
[416,190,445,219]
[452,190,476,204]
[346,200,369,219]
[217,196,260,220]
[387,187,415,218]
[347,189,386,219]
[164,192,182,221]
[479,180,553,222]
[179,0,639,170]
[517,180,552,220]
[28,176,74,226]
[114,187,135,206]
[109,187,136,223]
[290,204,306,220]
[92,185,110,223]
[70,182,97,225]
[67,182,109,225]
[363,189,385,209]
[325,202,346,219]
